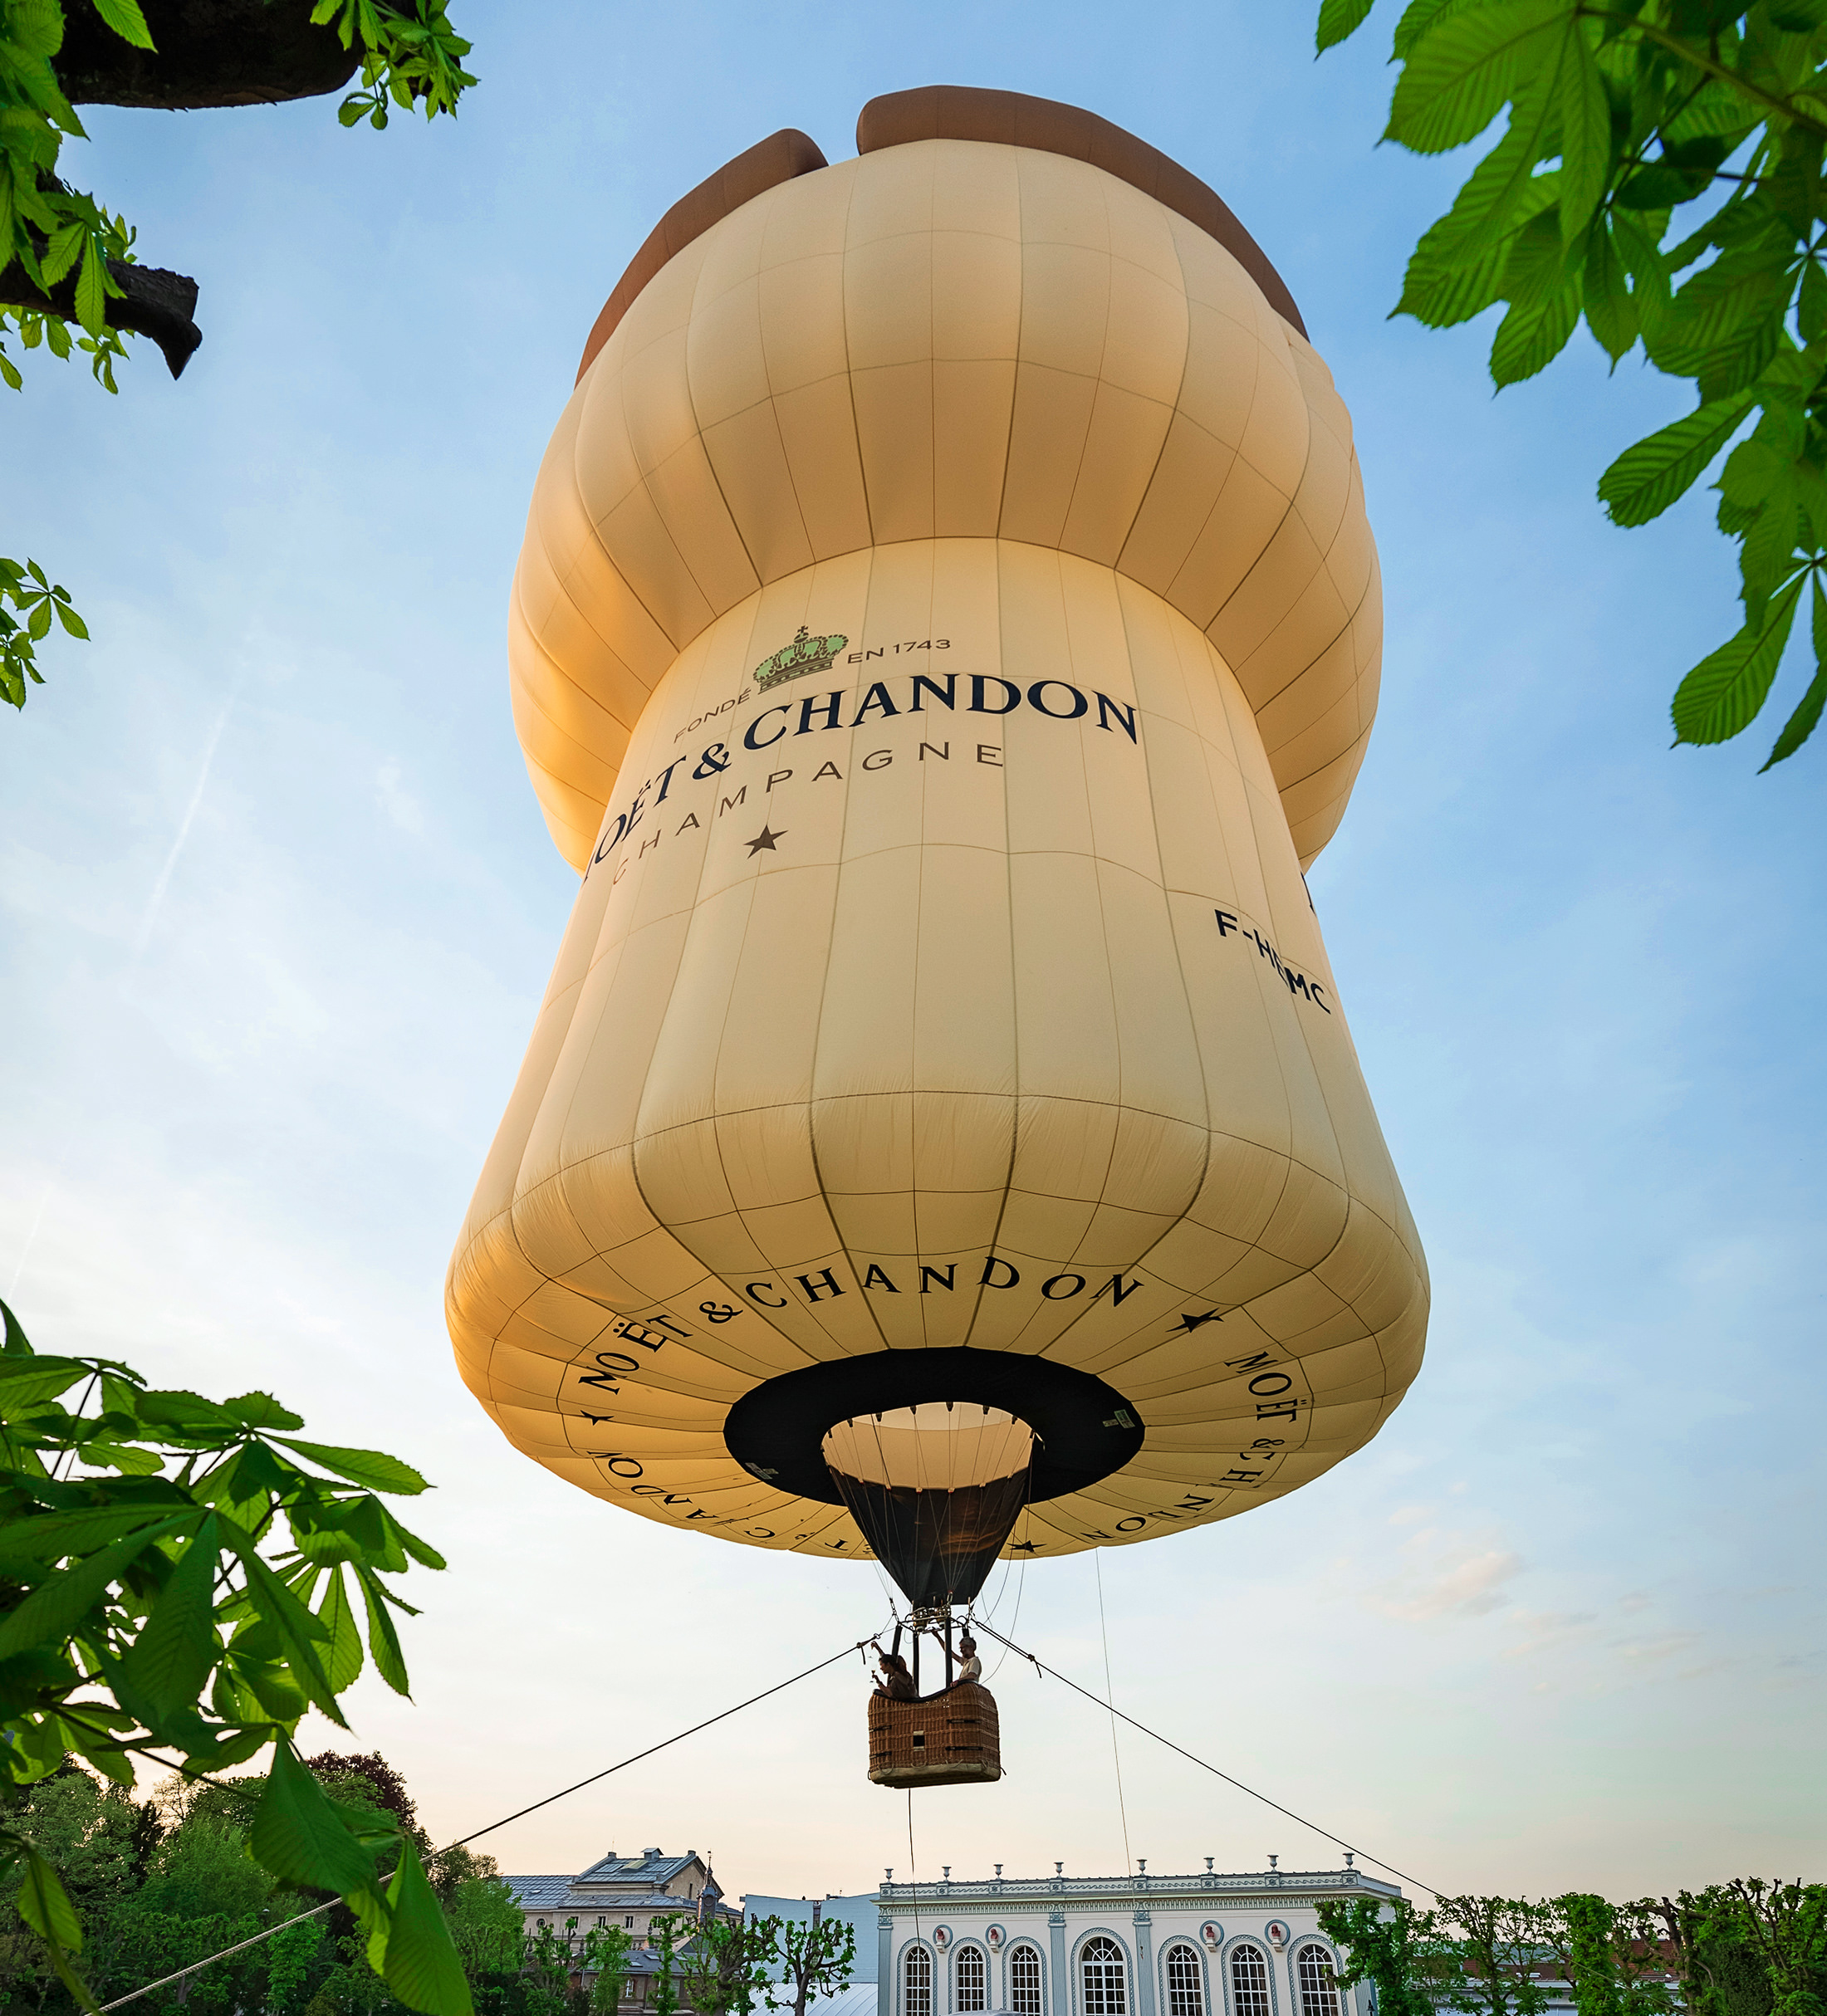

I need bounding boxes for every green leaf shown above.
[1387,0,1566,155]
[1394,0,1470,59]
[74,240,106,338]
[355,1565,411,1696]
[1556,22,1609,242]
[1739,488,1800,621]
[1317,0,1377,49]
[316,1565,365,1692]
[272,1437,429,1495]
[218,1522,347,1726]
[1598,392,1756,527]
[7,0,66,57]
[0,1522,185,1661]
[1800,259,1827,344]
[226,1392,306,1431]
[39,223,84,287]
[2,1300,36,1355]
[0,1356,94,1406]
[1760,590,1827,767]
[113,1513,221,1726]
[250,1741,379,1896]
[377,1839,473,2016]
[1582,223,1638,362]
[1490,276,1580,384]
[137,1388,243,1430]
[0,1504,187,1563]
[388,1515,446,1573]
[1672,573,1806,745]
[12,1842,81,1952]
[1719,438,1787,510]
[53,599,88,640]
[12,1842,97,2014]
[1760,679,1827,771]
[81,1441,165,1475]
[89,0,157,49]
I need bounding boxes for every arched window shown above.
[1011,1945,1043,2016]
[1229,1945,1271,2016]
[958,1946,987,2013]
[1081,1937,1127,2016]
[1296,1947,1340,2016]
[905,1946,933,2016]
[1165,1945,1205,2016]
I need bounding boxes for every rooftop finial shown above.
[1269,1855,1278,1870]
[1205,1858,1214,1872]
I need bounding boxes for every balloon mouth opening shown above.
[823,1404,1036,1611]
[722,1348,1145,1607]
[820,1403,1036,1491]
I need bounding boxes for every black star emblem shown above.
[745,825,786,855]
[1010,1540,1040,1553]
[1173,1309,1223,1333]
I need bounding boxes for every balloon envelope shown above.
[448,88,1429,1581]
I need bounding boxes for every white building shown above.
[872,1865,1396,2016]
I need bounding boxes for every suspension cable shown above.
[1092,1554,1134,1877]
[967,1617,1442,1898]
[96,1638,872,2012]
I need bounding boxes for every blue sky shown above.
[2,0,1821,1908]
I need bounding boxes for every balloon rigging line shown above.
[1093,1554,1134,1878]
[96,1639,869,2011]
[966,1617,1444,1899]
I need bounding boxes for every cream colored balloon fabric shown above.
[449,135,1426,1567]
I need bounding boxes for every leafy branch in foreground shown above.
[0,0,476,713]
[0,1296,470,2015]
[1320,0,1827,767]
[1,557,88,712]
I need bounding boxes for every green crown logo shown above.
[753,624,848,691]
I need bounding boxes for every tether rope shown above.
[95,1639,870,2011]
[1092,1554,1134,1877]
[967,1616,1444,1899]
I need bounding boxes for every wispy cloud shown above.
[1366,1540,1526,1622]
[135,678,243,956]
[376,760,424,836]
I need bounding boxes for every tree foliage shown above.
[1321,1887,1826,2016]
[0,0,475,711]
[761,1915,856,2016]
[0,1296,468,2014]
[1320,0,1827,767]
[0,1756,537,2016]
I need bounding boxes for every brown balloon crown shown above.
[753,625,850,691]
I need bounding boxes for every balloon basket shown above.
[868,1681,1003,1788]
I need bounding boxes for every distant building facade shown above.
[870,1866,1399,2016]
[745,1896,881,1985]
[506,1847,732,1942]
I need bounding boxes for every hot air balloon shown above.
[448,86,1428,1781]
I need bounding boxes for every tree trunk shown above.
[55,0,359,109]
[0,256,200,378]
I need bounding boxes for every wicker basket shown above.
[868,1682,1002,1788]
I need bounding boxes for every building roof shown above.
[573,1851,703,1886]
[877,1867,1400,1906]
[506,1877,577,1912]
